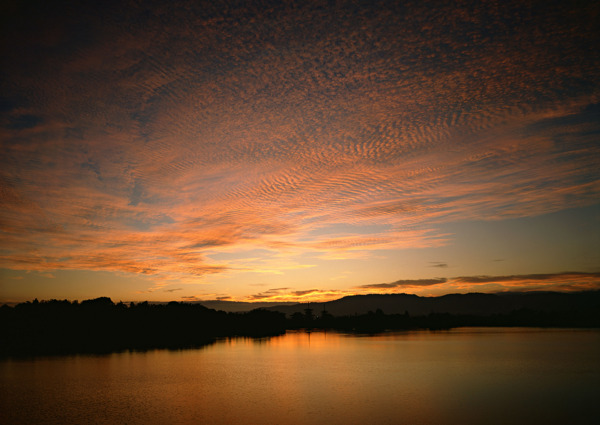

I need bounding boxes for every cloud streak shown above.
[452,272,600,286]
[247,287,350,303]
[359,279,448,289]
[356,273,600,296]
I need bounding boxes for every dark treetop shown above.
[2,291,599,356]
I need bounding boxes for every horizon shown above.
[1,0,599,304]
[4,286,599,308]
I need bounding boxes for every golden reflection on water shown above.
[1,328,599,425]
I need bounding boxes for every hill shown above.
[197,300,297,312]
[265,291,600,317]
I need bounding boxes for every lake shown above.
[1,328,598,424]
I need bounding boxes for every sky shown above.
[1,0,599,304]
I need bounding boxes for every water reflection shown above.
[1,328,598,425]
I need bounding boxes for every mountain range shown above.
[199,291,600,317]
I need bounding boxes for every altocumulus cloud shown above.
[0,0,598,293]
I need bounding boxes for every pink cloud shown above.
[1,0,598,298]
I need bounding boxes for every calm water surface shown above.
[1,328,598,424]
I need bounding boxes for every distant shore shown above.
[2,291,599,356]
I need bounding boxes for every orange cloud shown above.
[358,273,600,298]
[359,279,448,290]
[1,0,598,300]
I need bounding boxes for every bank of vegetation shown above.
[1,294,598,356]
[0,297,286,356]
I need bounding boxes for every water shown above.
[1,328,598,424]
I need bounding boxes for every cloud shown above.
[247,287,348,302]
[359,278,448,289]
[164,288,182,293]
[452,272,600,285]
[0,0,598,295]
[181,296,201,302]
[408,272,600,295]
[428,262,448,268]
[247,288,291,300]
[291,289,320,297]
[351,272,600,297]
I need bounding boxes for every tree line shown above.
[289,305,600,333]
[1,297,598,356]
[0,297,286,356]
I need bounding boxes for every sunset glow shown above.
[1,0,598,304]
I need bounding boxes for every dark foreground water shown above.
[1,328,598,425]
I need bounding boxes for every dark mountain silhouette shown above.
[278,291,600,332]
[197,300,297,312]
[265,291,600,317]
